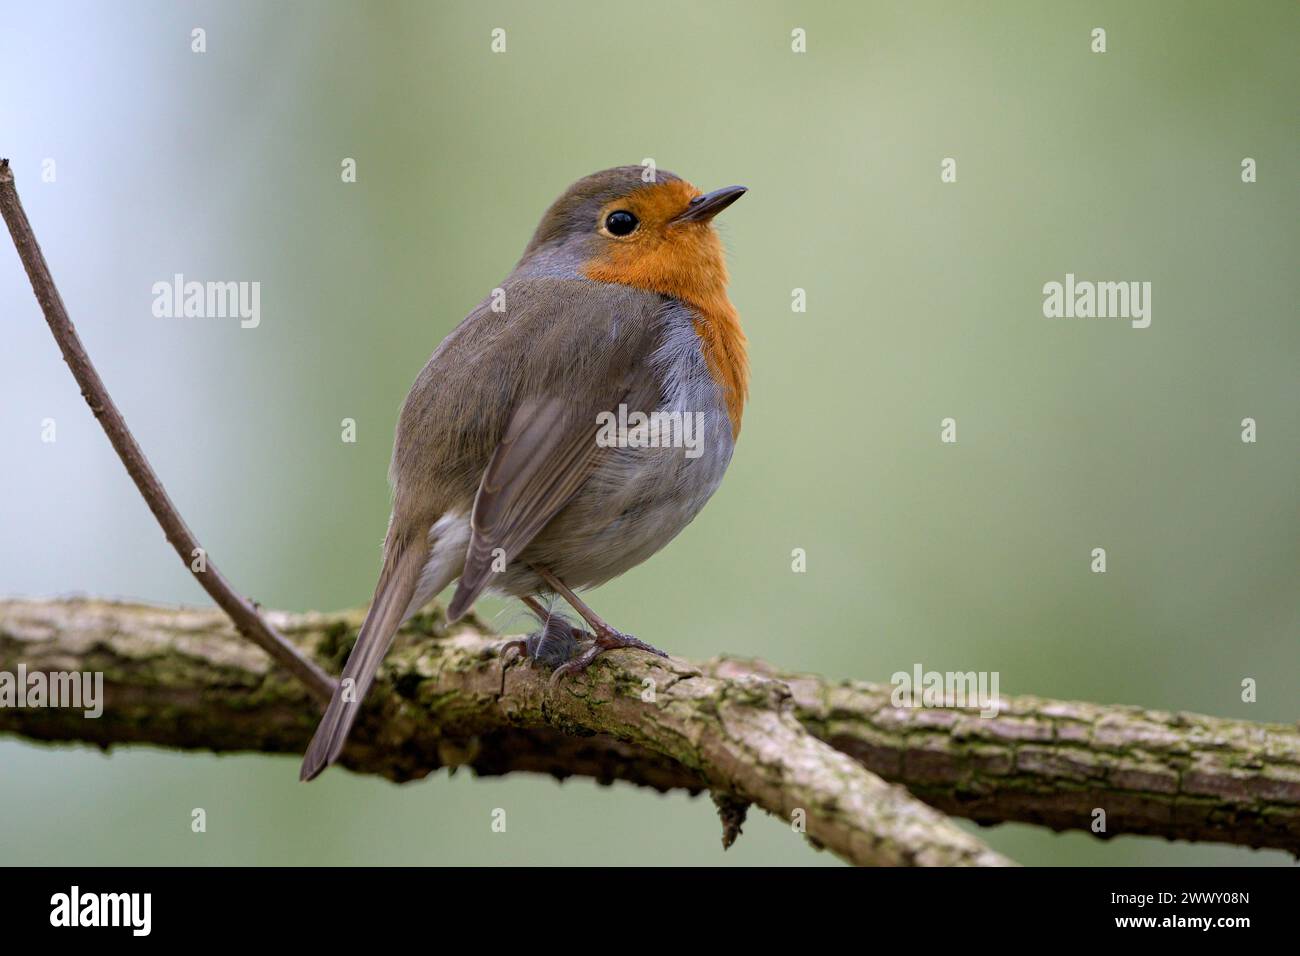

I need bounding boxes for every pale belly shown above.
[502,407,734,594]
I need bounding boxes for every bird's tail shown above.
[299,530,429,782]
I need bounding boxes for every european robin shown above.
[301,166,748,780]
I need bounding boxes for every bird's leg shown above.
[499,594,584,669]
[531,566,669,682]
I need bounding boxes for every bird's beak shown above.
[673,185,748,223]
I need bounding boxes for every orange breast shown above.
[581,188,748,436]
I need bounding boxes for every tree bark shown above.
[2,597,1297,861]
[0,597,1014,867]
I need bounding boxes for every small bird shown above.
[301,166,748,781]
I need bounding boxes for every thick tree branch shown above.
[0,159,334,703]
[0,597,1011,867]
[4,598,1298,859]
[710,659,1300,854]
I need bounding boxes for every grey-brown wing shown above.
[445,394,617,620]
[443,283,665,620]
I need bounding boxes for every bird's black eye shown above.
[604,210,638,236]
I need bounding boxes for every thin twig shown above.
[0,159,334,704]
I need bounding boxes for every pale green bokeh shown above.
[0,1,1295,865]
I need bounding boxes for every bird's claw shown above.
[499,638,529,665]
[595,628,669,658]
[547,644,605,686]
[545,628,670,686]
[501,611,669,685]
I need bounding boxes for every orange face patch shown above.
[582,181,749,437]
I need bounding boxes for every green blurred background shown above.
[1,0,1296,865]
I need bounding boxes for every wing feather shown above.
[446,392,622,619]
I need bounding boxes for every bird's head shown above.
[520,166,746,309]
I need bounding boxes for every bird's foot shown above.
[504,594,669,685]
[548,626,669,685]
[500,614,583,670]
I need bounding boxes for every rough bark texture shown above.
[3,597,1298,861]
[0,597,1011,867]
[712,660,1300,854]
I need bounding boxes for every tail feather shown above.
[299,533,428,782]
